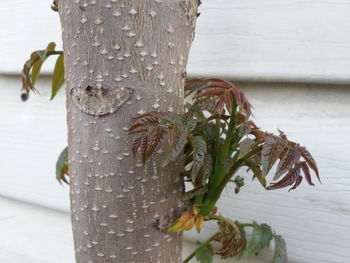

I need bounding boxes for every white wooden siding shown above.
[1,0,350,83]
[1,76,350,262]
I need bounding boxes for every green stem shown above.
[206,103,237,195]
[200,145,262,215]
[183,232,220,263]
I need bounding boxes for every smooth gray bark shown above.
[58,0,198,262]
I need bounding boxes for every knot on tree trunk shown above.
[153,200,193,232]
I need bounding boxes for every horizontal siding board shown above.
[0,197,272,263]
[0,197,75,263]
[1,76,350,262]
[0,76,69,211]
[1,0,350,83]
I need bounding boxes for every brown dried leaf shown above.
[215,219,246,258]
[168,212,195,232]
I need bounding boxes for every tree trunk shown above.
[58,0,198,262]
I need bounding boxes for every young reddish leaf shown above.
[249,121,266,141]
[267,164,301,191]
[261,135,287,177]
[237,90,252,117]
[140,135,149,163]
[146,127,166,160]
[186,78,252,116]
[163,120,187,167]
[274,145,302,180]
[288,175,303,192]
[300,146,321,183]
[128,112,173,163]
[185,78,232,96]
[185,79,212,96]
[300,161,315,186]
[128,127,148,135]
[131,136,142,156]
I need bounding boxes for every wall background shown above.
[0,1,349,263]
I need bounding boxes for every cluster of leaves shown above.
[21,42,64,101]
[129,79,319,211]
[22,44,319,263]
[128,78,319,262]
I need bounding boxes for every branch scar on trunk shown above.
[70,85,133,116]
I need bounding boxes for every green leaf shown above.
[245,159,266,188]
[235,221,248,259]
[21,42,60,96]
[56,146,69,184]
[242,223,273,258]
[191,136,207,182]
[198,153,213,185]
[195,244,213,263]
[272,235,287,263]
[184,118,198,132]
[31,43,56,84]
[31,60,44,85]
[51,54,65,100]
